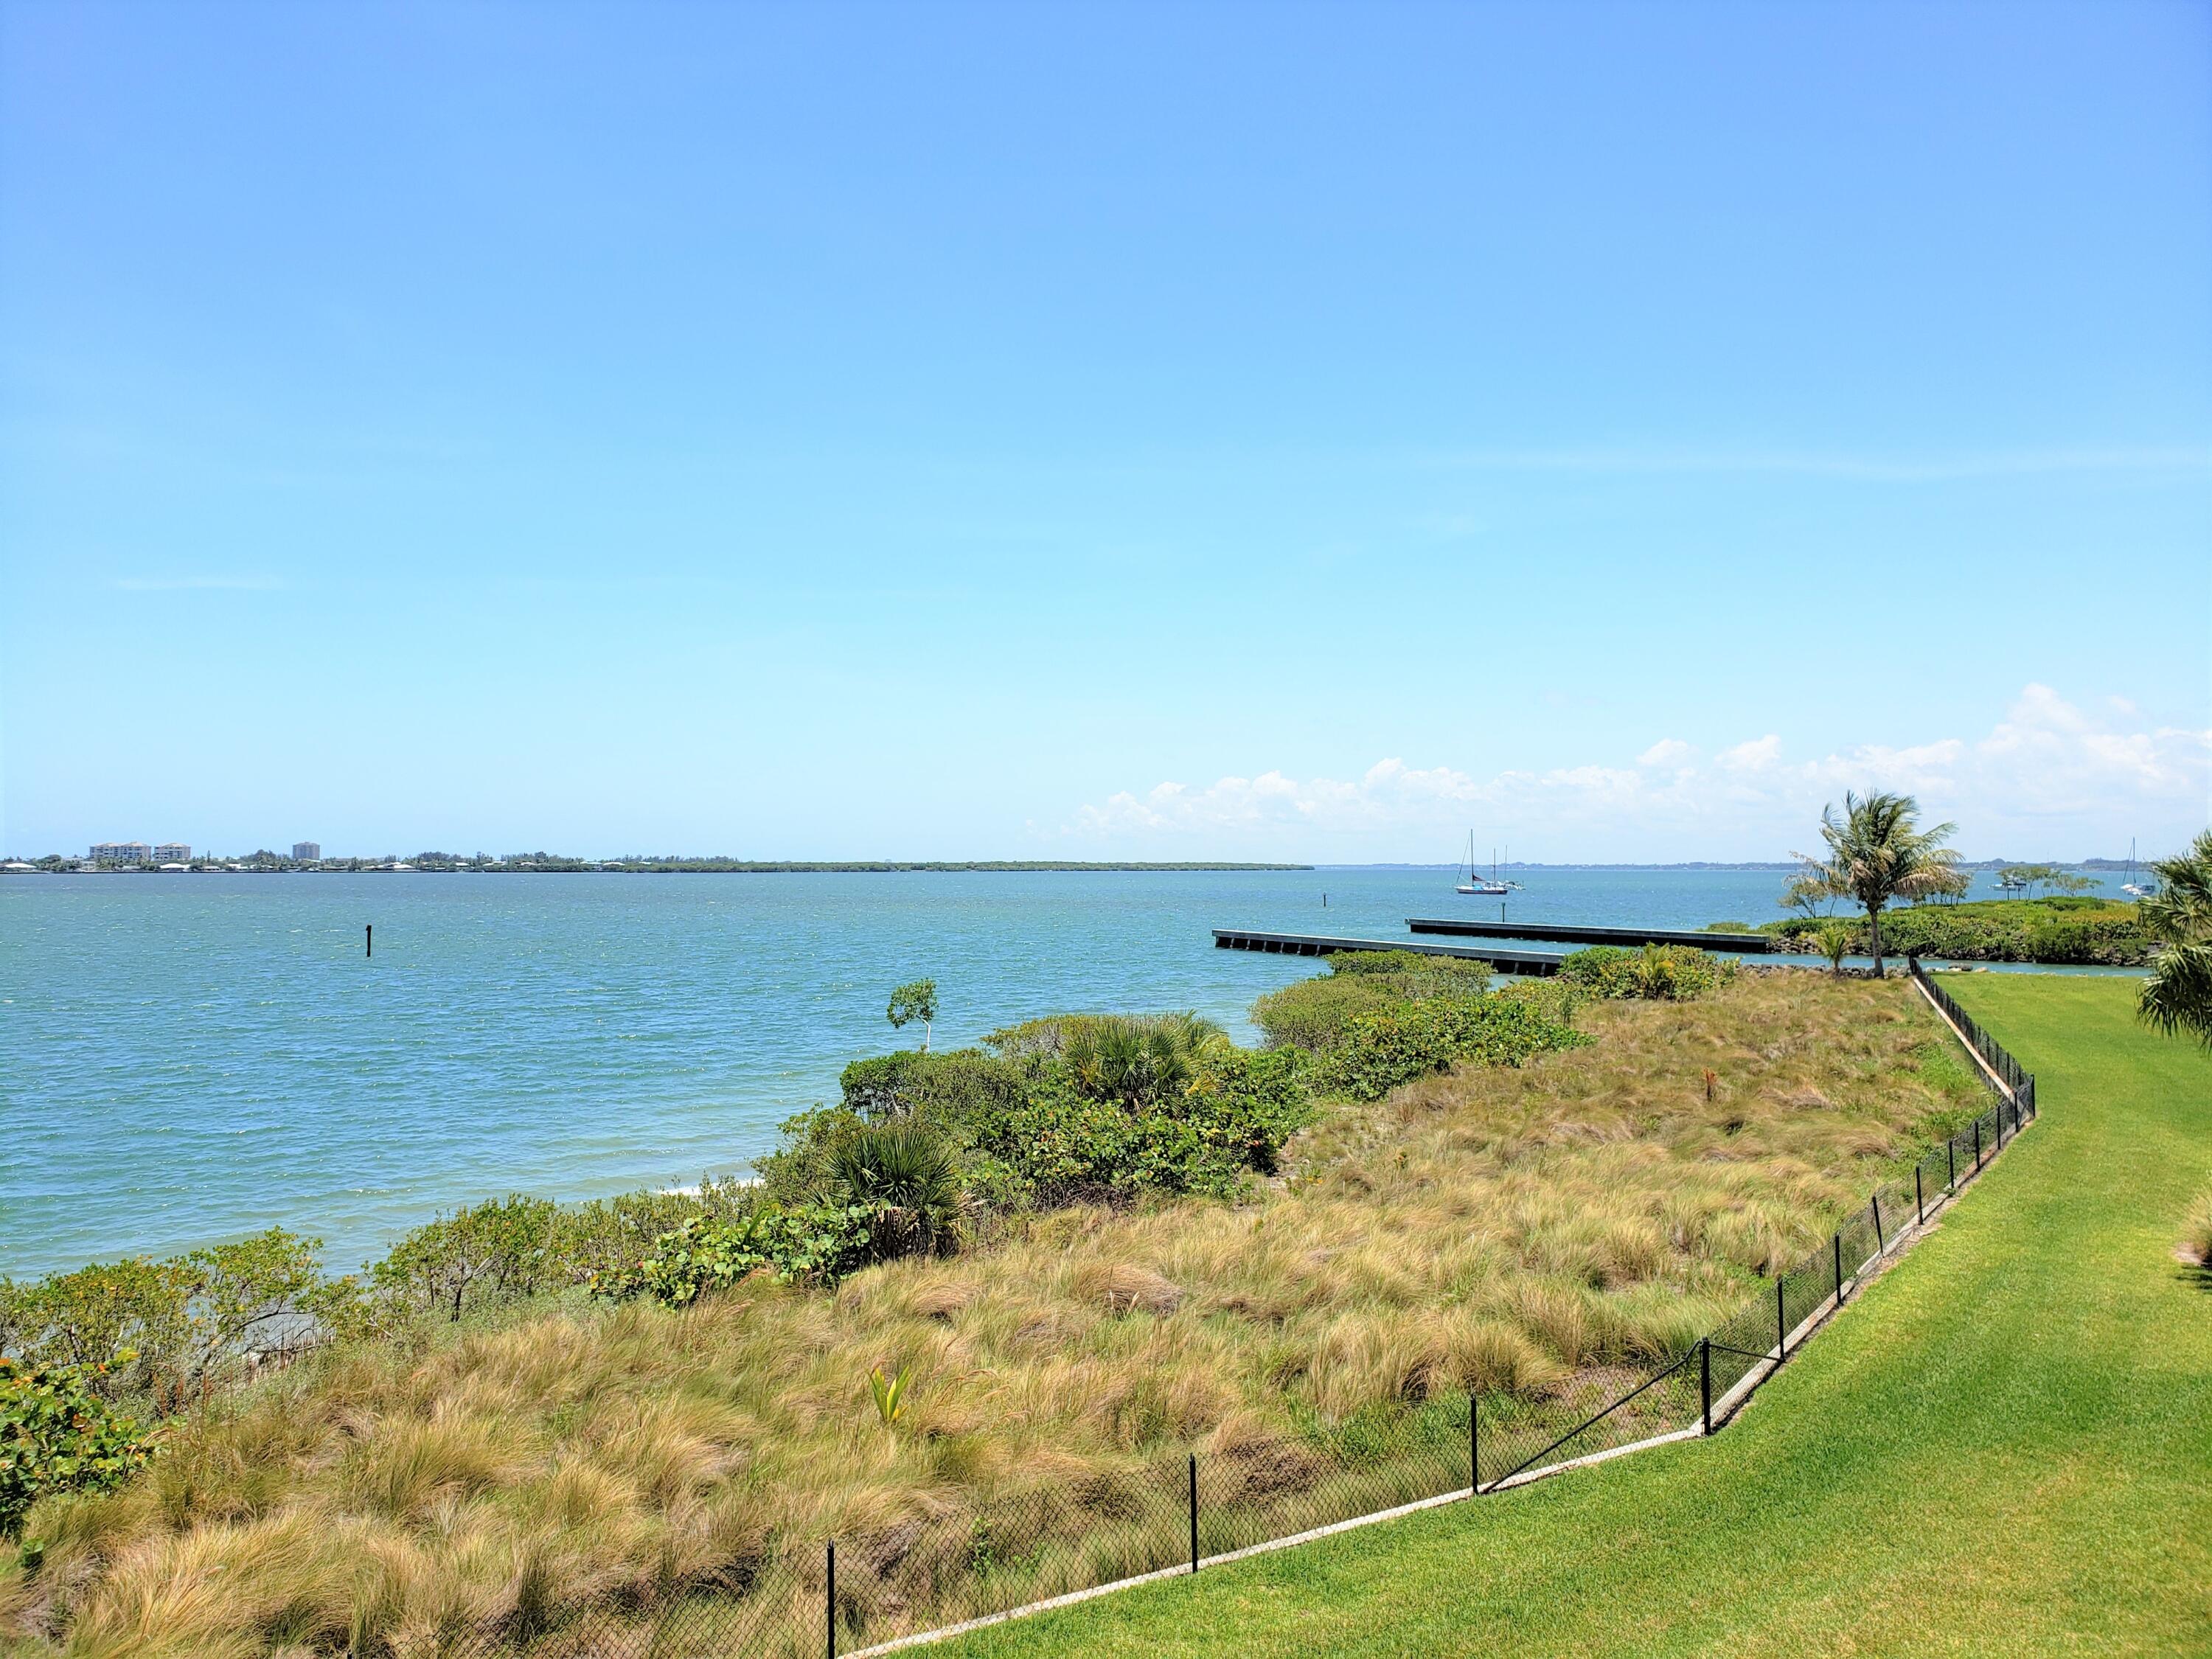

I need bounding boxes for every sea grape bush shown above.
[611,1204,885,1306]
[0,1358,156,1540]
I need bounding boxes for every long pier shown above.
[1211,929,1566,976]
[1405,917,1778,953]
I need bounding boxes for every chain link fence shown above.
[416,961,2034,1659]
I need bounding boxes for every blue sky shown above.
[3,0,2207,861]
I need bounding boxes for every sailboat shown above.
[1455,832,1509,896]
[2122,838,2157,900]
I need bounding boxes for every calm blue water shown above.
[0,866,2126,1276]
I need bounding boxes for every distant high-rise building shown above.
[153,843,192,864]
[91,841,151,866]
[292,841,321,861]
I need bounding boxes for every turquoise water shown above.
[0,866,2126,1276]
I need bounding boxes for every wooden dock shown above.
[1405,918,1777,953]
[1211,929,1566,975]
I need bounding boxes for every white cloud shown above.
[1057,686,2212,860]
[1717,735,1782,772]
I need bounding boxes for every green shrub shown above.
[983,1012,1225,1065]
[1253,953,1492,1052]
[968,1045,1313,1206]
[1251,973,1408,1051]
[764,1020,1299,1213]
[1766,898,2153,965]
[1560,944,1736,1001]
[838,1048,1029,1122]
[1315,994,1589,1101]
[0,1357,156,1540]
[616,1203,883,1305]
[547,1180,754,1292]
[369,1195,560,1322]
[0,1231,338,1407]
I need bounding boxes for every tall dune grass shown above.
[1,974,1985,1656]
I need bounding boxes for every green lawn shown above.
[942,975,2212,1658]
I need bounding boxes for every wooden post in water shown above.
[366,924,372,959]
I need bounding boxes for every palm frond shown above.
[2140,829,2212,947]
[2138,942,2212,1049]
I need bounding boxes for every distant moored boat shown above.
[1455,832,1512,896]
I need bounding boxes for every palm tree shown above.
[830,1124,964,1257]
[1792,792,1961,978]
[1062,1013,1223,1107]
[2138,829,2212,1048]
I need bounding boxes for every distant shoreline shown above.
[6,860,1317,874]
[1315,859,2126,872]
[8,858,2135,876]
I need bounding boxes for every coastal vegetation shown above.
[1758,895,2156,966]
[886,978,939,1051]
[2135,827,2212,1048]
[1557,943,1736,1001]
[1787,791,1961,975]
[0,969,1991,1655]
[0,1363,153,1544]
[10,855,1315,875]
[935,975,2212,1659]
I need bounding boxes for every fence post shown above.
[1833,1233,1844,1306]
[1188,1453,1199,1573]
[1947,1137,1956,1193]
[1700,1338,1713,1435]
[1470,1391,1480,1494]
[1776,1275,1787,1360]
[1975,1116,1983,1172]
[1916,1164,1925,1227]
[1873,1194,1885,1256]
[826,1540,836,1659]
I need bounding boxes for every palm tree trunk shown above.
[1868,906,1884,978]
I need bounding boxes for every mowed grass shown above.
[1,976,1989,1656]
[942,974,2212,1658]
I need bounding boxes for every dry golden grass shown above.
[4,974,1984,1656]
[2181,1189,2212,1269]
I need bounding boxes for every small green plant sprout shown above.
[887,979,939,1052]
[1812,919,1854,978]
[869,1361,914,1430]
